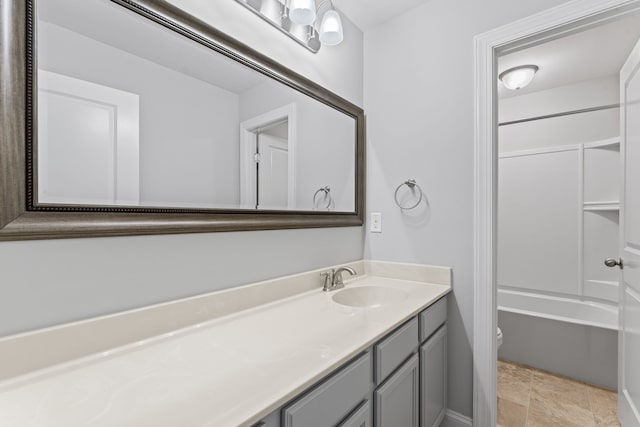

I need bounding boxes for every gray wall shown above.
[0,1,364,337]
[362,0,570,418]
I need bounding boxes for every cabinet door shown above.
[339,400,371,427]
[374,353,419,427]
[420,325,447,427]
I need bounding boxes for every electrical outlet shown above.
[370,212,382,233]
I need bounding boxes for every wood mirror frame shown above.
[0,0,365,241]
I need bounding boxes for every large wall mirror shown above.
[0,0,364,240]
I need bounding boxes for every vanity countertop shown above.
[0,275,450,427]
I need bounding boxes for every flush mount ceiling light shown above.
[499,65,539,90]
[236,0,344,53]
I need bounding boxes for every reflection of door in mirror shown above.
[38,71,140,206]
[257,123,289,210]
[240,104,297,210]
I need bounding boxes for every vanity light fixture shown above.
[291,0,344,46]
[318,9,343,46]
[499,65,539,90]
[289,0,317,26]
[235,0,344,52]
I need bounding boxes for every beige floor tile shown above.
[498,360,534,406]
[498,397,528,427]
[531,370,592,411]
[528,387,596,427]
[588,386,620,427]
[498,362,621,427]
[526,403,591,427]
[528,370,595,426]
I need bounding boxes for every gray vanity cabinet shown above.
[255,296,448,427]
[374,353,420,427]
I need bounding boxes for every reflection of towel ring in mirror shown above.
[394,179,424,210]
[313,186,332,210]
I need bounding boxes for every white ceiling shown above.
[498,14,640,98]
[332,0,430,30]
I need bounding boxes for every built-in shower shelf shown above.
[582,137,620,149]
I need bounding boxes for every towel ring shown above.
[394,179,423,210]
[313,186,332,210]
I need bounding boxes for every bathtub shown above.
[498,288,618,330]
[497,288,618,389]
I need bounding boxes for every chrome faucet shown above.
[320,266,357,291]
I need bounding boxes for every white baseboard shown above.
[442,409,473,427]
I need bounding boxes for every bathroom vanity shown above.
[0,261,450,426]
[256,296,448,427]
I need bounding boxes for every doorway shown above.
[473,1,640,425]
[256,121,289,209]
[494,17,640,425]
[239,103,297,210]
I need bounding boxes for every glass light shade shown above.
[499,65,539,90]
[289,0,317,26]
[319,10,343,46]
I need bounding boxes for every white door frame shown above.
[473,1,640,425]
[239,103,297,209]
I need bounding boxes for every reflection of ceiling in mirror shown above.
[38,0,266,94]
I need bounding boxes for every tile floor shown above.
[498,359,620,427]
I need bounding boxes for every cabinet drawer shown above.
[282,352,372,427]
[374,317,419,384]
[419,297,447,343]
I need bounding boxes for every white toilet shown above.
[497,327,503,349]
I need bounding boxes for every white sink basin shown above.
[332,286,408,308]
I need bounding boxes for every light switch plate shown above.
[370,212,382,233]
